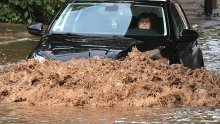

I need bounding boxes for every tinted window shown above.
[171,3,189,38]
[174,3,189,29]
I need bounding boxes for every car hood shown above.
[34,35,168,61]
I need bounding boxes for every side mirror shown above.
[178,29,198,42]
[27,23,43,36]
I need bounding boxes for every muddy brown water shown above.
[0,23,220,123]
[1,104,220,123]
[0,40,38,65]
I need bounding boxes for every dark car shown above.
[27,0,204,69]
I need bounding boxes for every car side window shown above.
[174,3,189,29]
[170,3,188,39]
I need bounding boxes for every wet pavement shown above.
[182,2,220,28]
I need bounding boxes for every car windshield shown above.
[50,2,167,37]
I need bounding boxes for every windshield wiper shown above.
[108,36,144,44]
[48,32,86,38]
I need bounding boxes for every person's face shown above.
[138,18,151,29]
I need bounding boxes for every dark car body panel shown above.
[29,34,171,60]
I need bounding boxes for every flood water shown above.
[197,25,220,73]
[0,21,220,123]
[0,40,38,65]
[1,104,220,123]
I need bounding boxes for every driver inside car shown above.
[137,12,166,61]
[138,12,152,29]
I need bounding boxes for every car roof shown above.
[67,0,171,2]
[67,0,180,4]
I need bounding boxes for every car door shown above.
[170,2,202,68]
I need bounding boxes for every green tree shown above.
[0,0,65,24]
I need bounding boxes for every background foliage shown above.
[0,0,65,24]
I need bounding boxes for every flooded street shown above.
[0,40,38,65]
[0,16,220,124]
[197,25,220,73]
[1,104,220,123]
